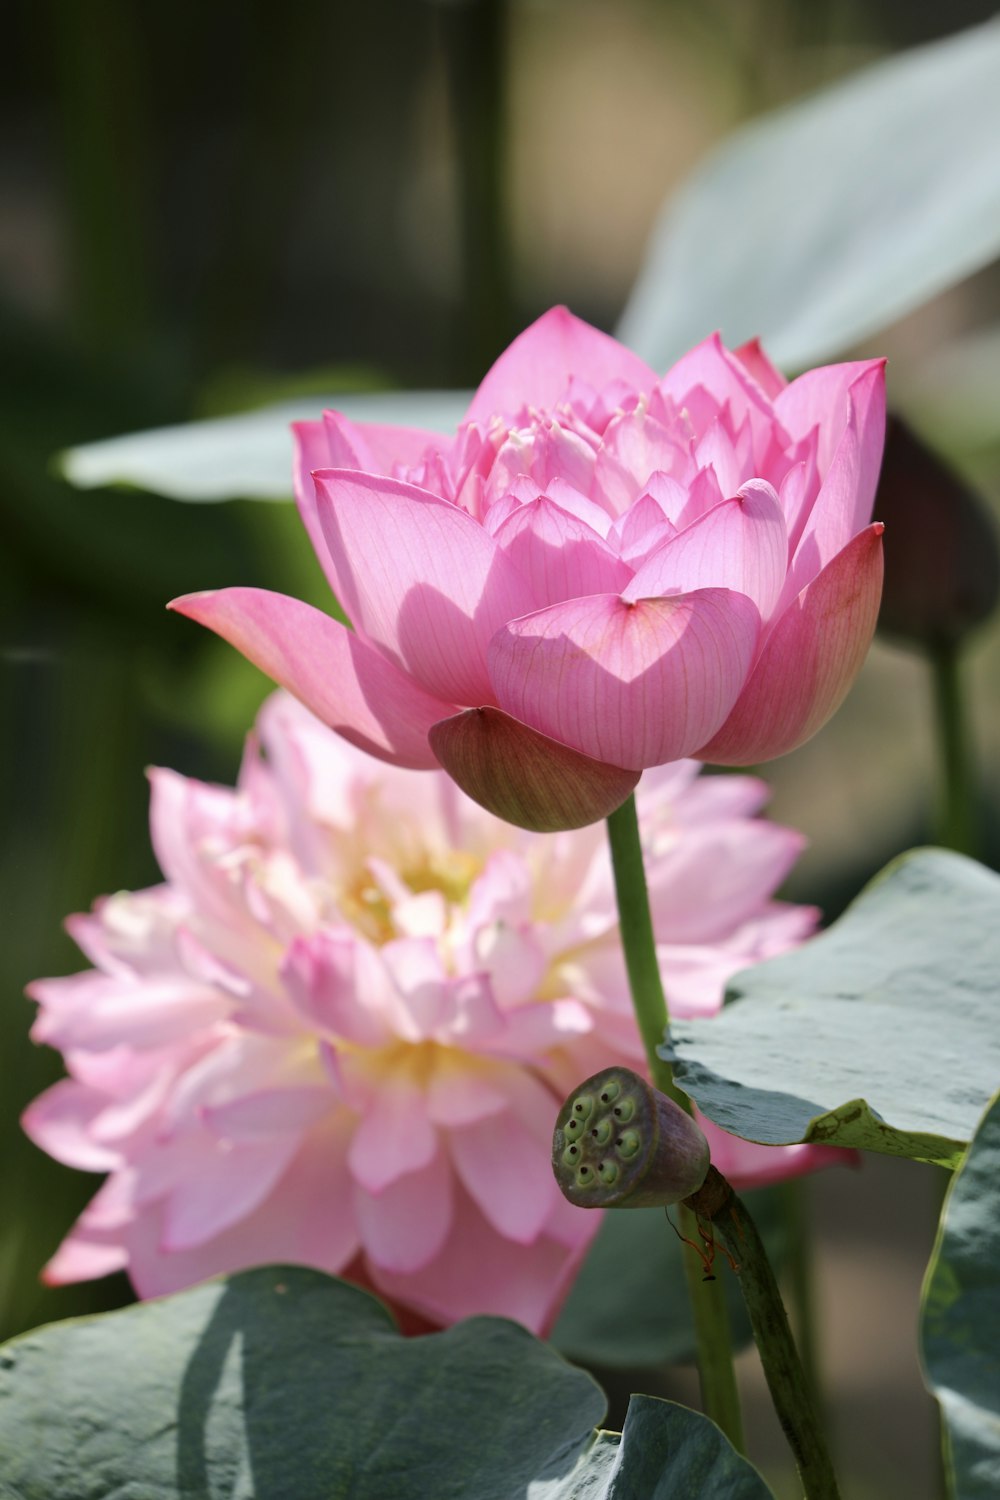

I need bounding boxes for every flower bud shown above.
[876,415,1000,647]
[551,1067,710,1209]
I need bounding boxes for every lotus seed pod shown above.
[551,1066,710,1209]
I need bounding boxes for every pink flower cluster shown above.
[26,694,835,1334]
[174,308,885,831]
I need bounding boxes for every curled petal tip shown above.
[429,706,639,833]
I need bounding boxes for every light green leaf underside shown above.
[921,1091,1000,1500]
[667,849,1000,1168]
[61,390,471,501]
[618,18,1000,371]
[0,1266,772,1499]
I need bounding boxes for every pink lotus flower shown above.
[24,693,832,1333]
[172,307,885,832]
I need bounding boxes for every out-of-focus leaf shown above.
[666,849,1000,1168]
[552,1186,785,1368]
[619,19,1000,371]
[921,1090,1000,1500]
[61,390,471,501]
[0,1265,771,1499]
[899,324,1000,453]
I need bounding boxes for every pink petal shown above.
[698,1113,855,1191]
[465,849,534,929]
[647,821,808,944]
[292,414,441,598]
[22,1080,123,1171]
[322,409,440,473]
[487,422,596,507]
[491,496,632,609]
[489,589,760,770]
[676,465,726,528]
[693,415,753,498]
[782,362,887,601]
[30,969,228,1052]
[281,933,391,1047]
[465,306,657,423]
[367,1179,597,1334]
[541,478,615,538]
[126,1119,361,1296]
[314,470,534,705]
[291,418,340,596]
[145,768,257,931]
[449,1110,556,1243]
[355,1150,453,1272]
[658,332,781,467]
[608,489,679,567]
[169,587,455,769]
[44,1231,129,1286]
[623,482,788,621]
[202,1086,333,1141]
[778,432,821,557]
[160,1032,312,1137]
[425,1064,509,1127]
[697,523,884,764]
[775,357,886,474]
[347,1082,438,1192]
[469,918,547,1010]
[732,338,787,399]
[593,408,689,515]
[161,1132,304,1250]
[660,331,776,412]
[492,997,596,1056]
[65,892,180,978]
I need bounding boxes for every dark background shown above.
[4,3,1000,1495]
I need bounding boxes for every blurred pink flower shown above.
[173,307,885,831]
[25,693,832,1334]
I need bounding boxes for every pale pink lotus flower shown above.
[172,307,885,832]
[24,694,834,1334]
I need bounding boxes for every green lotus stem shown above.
[605,795,744,1451]
[686,1168,842,1500]
[677,1201,746,1453]
[605,796,686,1107]
[783,1178,823,1414]
[929,640,977,857]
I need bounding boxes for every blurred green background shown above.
[4,2,1000,1495]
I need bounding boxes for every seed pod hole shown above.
[612,1097,635,1122]
[599,1080,621,1104]
[572,1094,594,1119]
[616,1128,641,1159]
[590,1119,613,1146]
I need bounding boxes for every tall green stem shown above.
[606,795,744,1452]
[687,1169,842,1500]
[783,1179,823,1414]
[677,1202,746,1452]
[929,640,977,857]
